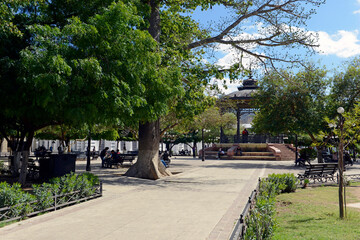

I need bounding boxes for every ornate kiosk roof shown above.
[222,74,259,109]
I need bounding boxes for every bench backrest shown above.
[304,163,337,175]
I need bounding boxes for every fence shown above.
[0,182,102,224]
[221,134,286,144]
[229,178,260,240]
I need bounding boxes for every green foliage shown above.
[299,148,317,160]
[329,57,360,113]
[244,174,298,239]
[32,183,58,210]
[0,182,35,219]
[244,197,276,240]
[49,172,99,201]
[0,172,99,221]
[252,66,330,144]
[261,173,298,196]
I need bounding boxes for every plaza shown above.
[1,157,360,240]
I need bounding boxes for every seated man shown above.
[295,152,307,166]
[162,151,170,165]
[217,148,225,159]
[111,150,122,164]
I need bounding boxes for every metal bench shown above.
[298,163,338,183]
[104,154,136,168]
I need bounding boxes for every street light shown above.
[202,128,205,161]
[337,107,345,114]
[86,130,91,172]
[201,129,210,162]
[329,107,346,219]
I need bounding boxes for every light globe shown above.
[337,107,345,114]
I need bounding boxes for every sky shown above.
[193,0,360,94]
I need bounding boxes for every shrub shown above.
[0,182,35,220]
[0,172,100,222]
[267,173,298,193]
[244,197,276,240]
[48,172,99,204]
[244,174,298,239]
[32,183,58,211]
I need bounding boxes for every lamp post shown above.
[337,107,345,219]
[86,130,91,172]
[295,134,298,164]
[329,107,346,219]
[201,128,205,161]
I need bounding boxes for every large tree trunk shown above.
[124,0,171,179]
[125,120,171,179]
[18,130,34,186]
[12,151,21,177]
[317,145,324,163]
[18,150,29,185]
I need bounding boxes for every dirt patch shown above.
[279,201,292,207]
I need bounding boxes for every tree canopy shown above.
[1,0,327,181]
[252,65,329,141]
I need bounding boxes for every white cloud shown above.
[354,0,360,14]
[315,30,360,58]
[212,78,240,95]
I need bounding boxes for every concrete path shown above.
[1,157,359,240]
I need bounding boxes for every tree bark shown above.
[13,151,21,177]
[125,120,171,179]
[317,145,324,163]
[18,130,34,186]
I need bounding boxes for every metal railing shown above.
[0,182,102,224]
[221,134,286,144]
[229,178,261,240]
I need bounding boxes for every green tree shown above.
[125,0,326,179]
[1,0,326,181]
[327,103,360,219]
[0,1,158,184]
[252,66,330,162]
[329,57,360,113]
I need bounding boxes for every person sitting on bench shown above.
[217,148,225,159]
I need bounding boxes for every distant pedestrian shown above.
[58,145,63,154]
[242,128,249,143]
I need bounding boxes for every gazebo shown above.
[220,74,259,143]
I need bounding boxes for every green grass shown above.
[273,183,360,240]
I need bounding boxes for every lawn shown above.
[273,183,360,240]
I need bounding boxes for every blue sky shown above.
[192,0,360,94]
[308,0,360,68]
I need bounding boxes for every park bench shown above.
[104,154,136,168]
[298,163,338,183]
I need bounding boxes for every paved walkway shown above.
[1,157,360,240]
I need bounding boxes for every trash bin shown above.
[39,154,76,180]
